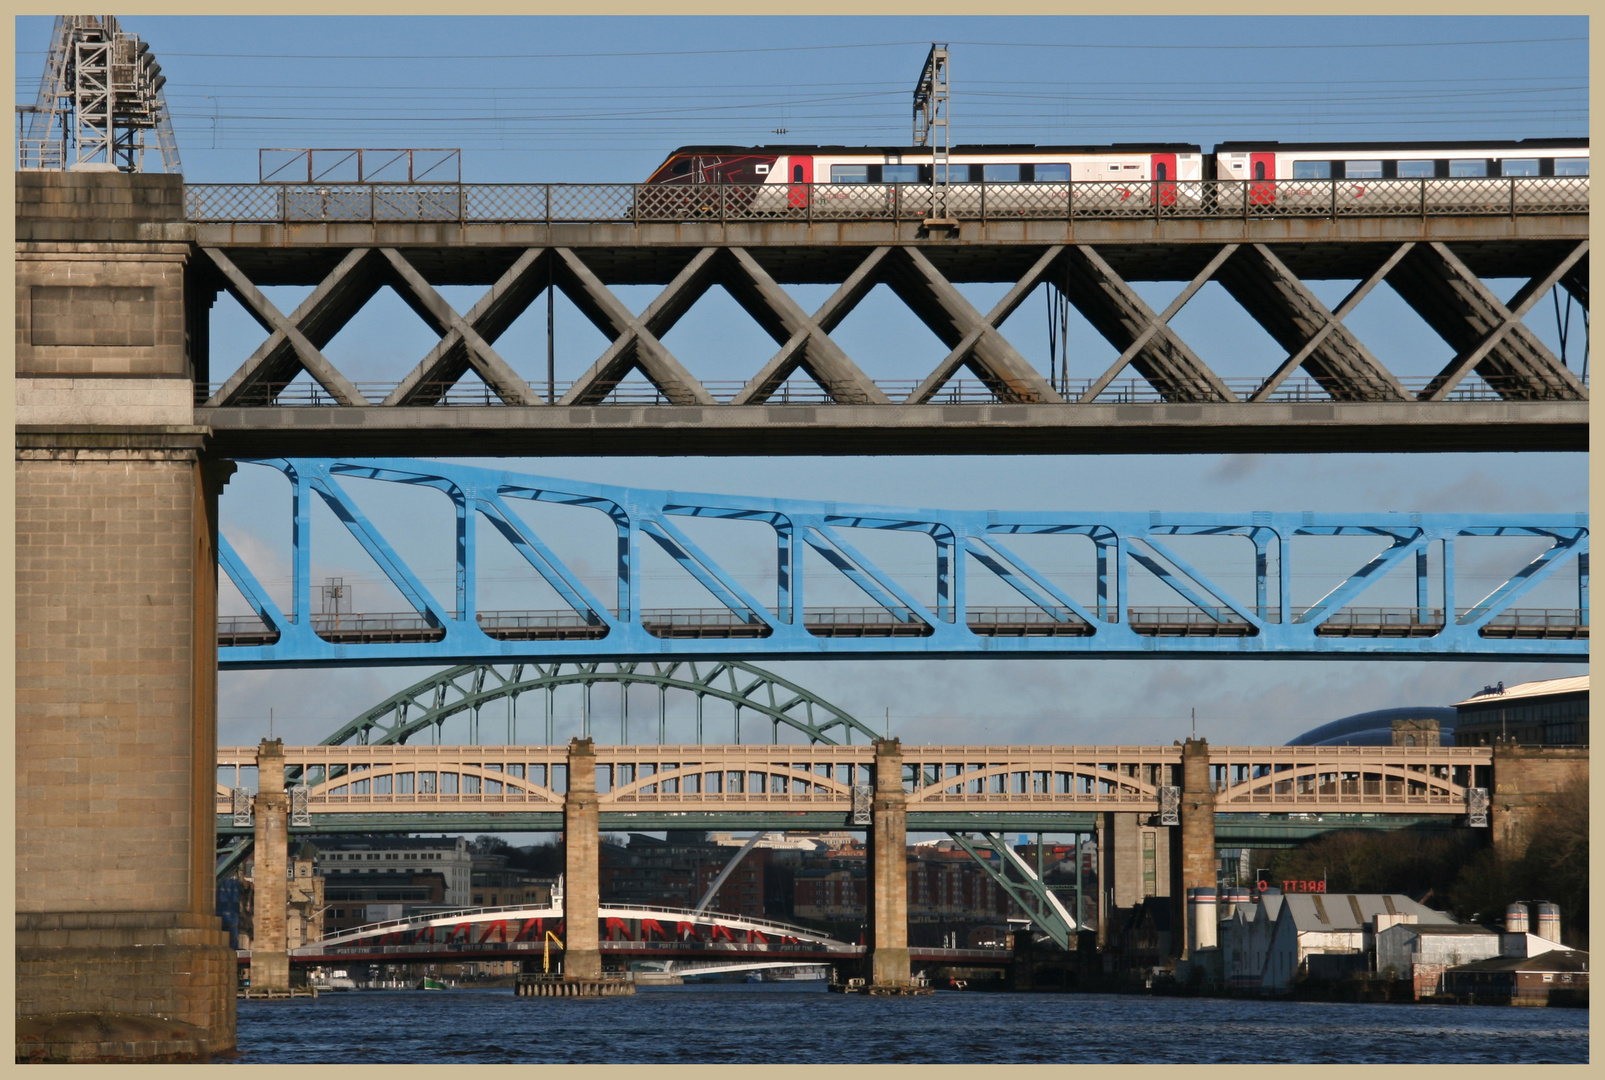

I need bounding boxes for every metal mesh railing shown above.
[195,374,1583,409]
[184,177,1590,225]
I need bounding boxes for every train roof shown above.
[657,142,1204,157]
[1213,138,1587,152]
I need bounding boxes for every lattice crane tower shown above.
[17,15,182,173]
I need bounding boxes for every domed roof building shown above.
[1285,706,1460,747]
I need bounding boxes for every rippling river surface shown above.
[224,984,1587,1063]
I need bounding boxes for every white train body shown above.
[643,140,1586,217]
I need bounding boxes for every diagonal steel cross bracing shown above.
[1063,245,1238,404]
[1386,241,1589,401]
[189,235,1588,455]
[1215,244,1408,403]
[555,247,716,406]
[886,246,1062,404]
[203,247,373,407]
[216,457,1587,666]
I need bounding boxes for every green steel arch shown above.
[321,660,880,748]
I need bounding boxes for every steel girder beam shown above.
[1385,240,1589,401]
[216,457,1588,665]
[1060,244,1238,403]
[946,831,1077,950]
[318,660,880,748]
[1214,243,1408,402]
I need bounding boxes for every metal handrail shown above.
[194,374,1587,409]
[217,606,1587,637]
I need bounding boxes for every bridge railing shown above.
[184,176,1589,225]
[193,375,1586,409]
[216,606,1590,647]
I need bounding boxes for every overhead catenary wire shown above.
[14,34,1583,60]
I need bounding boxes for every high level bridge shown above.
[218,735,1578,975]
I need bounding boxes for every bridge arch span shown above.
[322,660,880,748]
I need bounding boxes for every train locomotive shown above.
[642,139,1587,216]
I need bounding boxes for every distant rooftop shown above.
[1455,675,1589,707]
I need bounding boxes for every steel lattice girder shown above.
[194,241,1588,416]
[216,458,1587,666]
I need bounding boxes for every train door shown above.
[788,156,813,209]
[1150,152,1178,206]
[1249,152,1277,205]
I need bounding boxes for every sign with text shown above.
[1280,879,1327,893]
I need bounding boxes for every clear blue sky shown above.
[16,16,1586,752]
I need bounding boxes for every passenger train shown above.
[642,139,1587,214]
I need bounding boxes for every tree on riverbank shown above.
[1253,827,1480,900]
[1448,775,1587,948]
[1250,776,1588,950]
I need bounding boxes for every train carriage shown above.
[639,139,1587,220]
[1211,139,1588,214]
[643,143,1207,219]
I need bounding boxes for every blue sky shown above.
[17,16,1586,754]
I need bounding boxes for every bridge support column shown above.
[562,737,603,980]
[1490,744,1589,857]
[16,170,235,1063]
[1171,738,1216,959]
[867,737,911,987]
[249,739,290,992]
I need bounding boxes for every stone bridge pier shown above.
[15,171,235,1062]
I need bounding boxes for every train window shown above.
[1449,159,1487,177]
[883,164,920,183]
[1154,162,1167,181]
[1397,160,1435,178]
[983,163,1021,183]
[1292,161,1331,179]
[935,164,968,183]
[754,164,769,175]
[792,165,804,183]
[830,164,869,184]
[1344,160,1383,178]
[1254,161,1267,180]
[672,159,691,176]
[1555,158,1589,176]
[1036,163,1070,182]
[1500,159,1540,176]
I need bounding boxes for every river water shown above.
[222,983,1587,1063]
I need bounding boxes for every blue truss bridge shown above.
[218,458,1587,667]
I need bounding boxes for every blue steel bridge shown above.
[216,457,1588,667]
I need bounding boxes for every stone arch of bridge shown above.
[320,660,881,748]
[1217,762,1468,805]
[907,762,1160,803]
